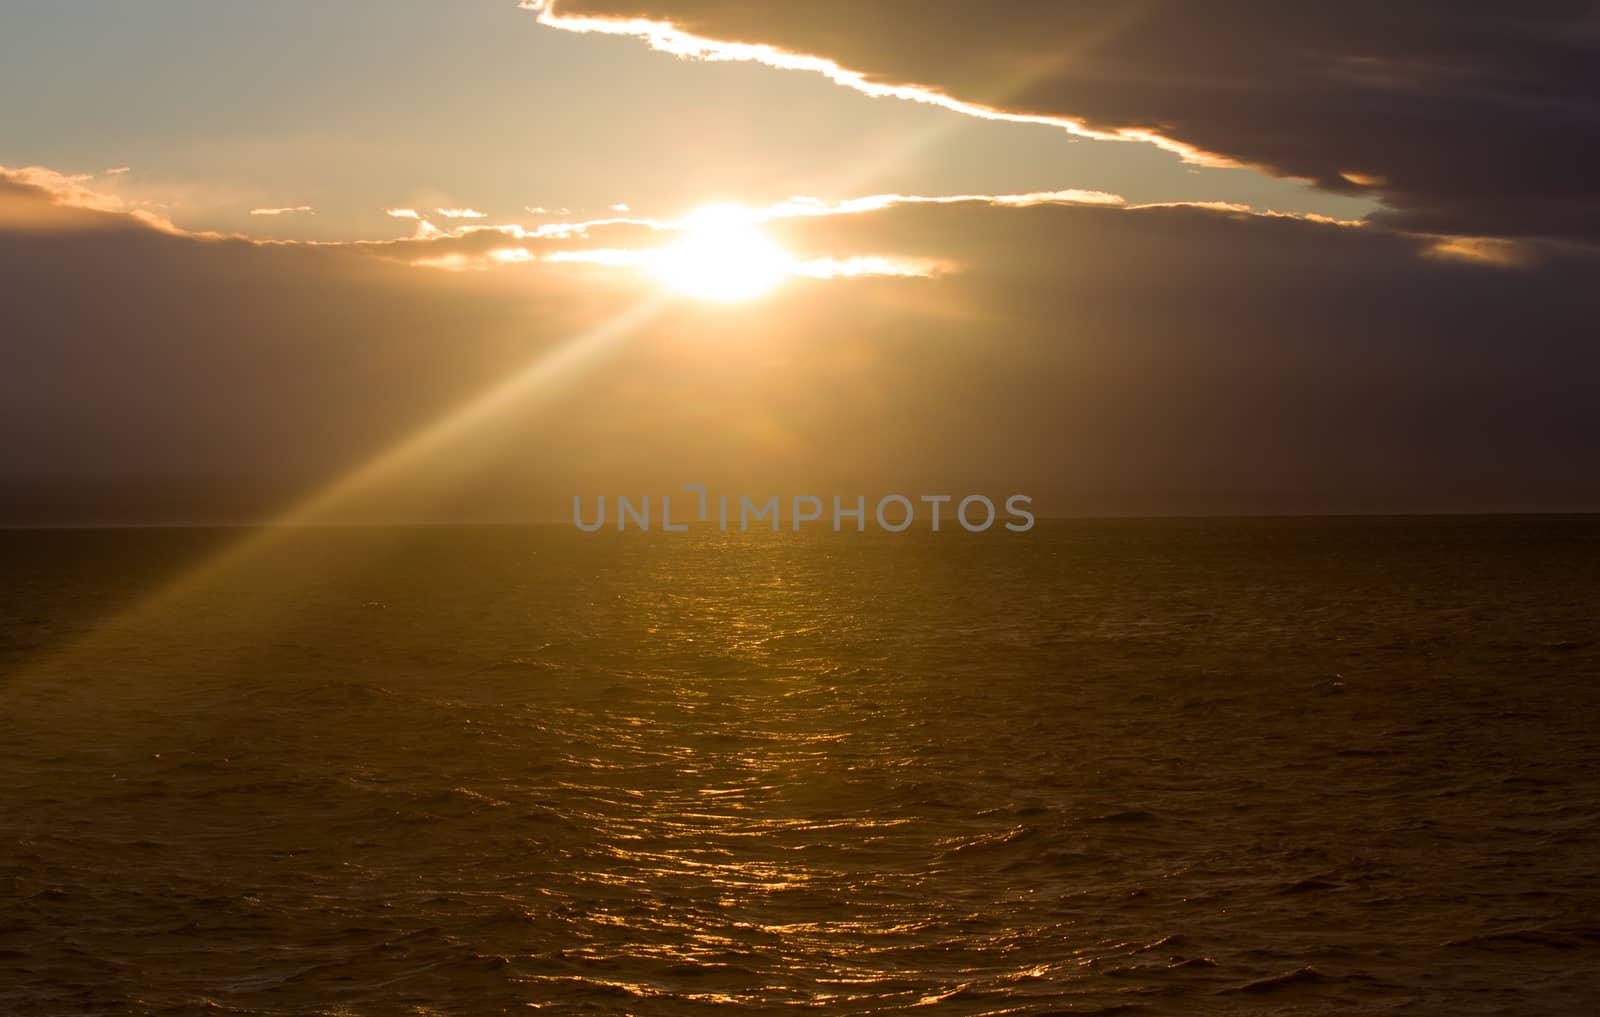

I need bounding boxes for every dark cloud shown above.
[0,174,595,521]
[3,170,1598,522]
[539,0,1600,241]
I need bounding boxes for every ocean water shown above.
[1,518,1597,1015]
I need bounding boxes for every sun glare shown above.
[653,205,794,301]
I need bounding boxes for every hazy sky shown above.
[2,2,1597,522]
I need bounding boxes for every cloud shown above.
[435,207,487,219]
[249,205,315,217]
[356,190,1130,272]
[529,1,1600,242]
[388,189,1382,293]
[0,164,180,232]
[3,165,1599,522]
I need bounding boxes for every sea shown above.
[2,517,1597,1015]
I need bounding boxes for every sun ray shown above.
[4,297,667,689]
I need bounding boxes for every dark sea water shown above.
[2,518,1598,1015]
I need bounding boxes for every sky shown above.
[2,1,1597,522]
[0,0,1375,240]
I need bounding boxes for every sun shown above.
[652,205,794,302]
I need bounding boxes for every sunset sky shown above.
[3,1,1597,522]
